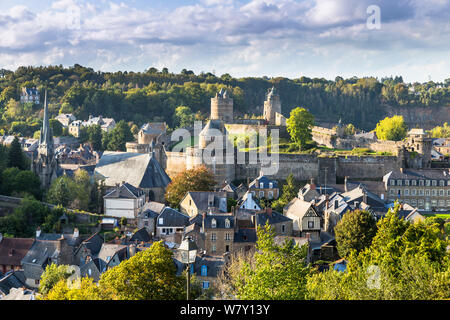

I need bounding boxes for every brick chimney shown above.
[201,212,206,233]
[266,207,272,217]
[310,178,316,190]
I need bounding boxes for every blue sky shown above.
[0,0,449,83]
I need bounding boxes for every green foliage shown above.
[375,115,407,141]
[307,203,450,300]
[39,264,72,295]
[44,241,188,300]
[228,223,310,300]
[7,136,28,170]
[429,122,450,138]
[271,173,298,212]
[287,107,315,150]
[103,120,133,151]
[1,167,42,199]
[173,106,195,128]
[165,166,216,208]
[334,209,378,258]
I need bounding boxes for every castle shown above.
[32,91,58,189]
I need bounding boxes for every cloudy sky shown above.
[0,0,449,82]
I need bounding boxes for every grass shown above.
[423,213,450,220]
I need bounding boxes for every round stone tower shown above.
[211,89,233,123]
[263,87,281,125]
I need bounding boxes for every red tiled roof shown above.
[0,238,35,267]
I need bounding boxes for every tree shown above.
[46,176,73,207]
[219,223,310,300]
[1,167,42,199]
[375,115,407,141]
[44,241,187,300]
[334,209,377,258]
[104,120,134,151]
[39,264,72,295]
[429,122,450,138]
[7,136,27,170]
[286,107,314,150]
[306,203,450,300]
[86,124,103,150]
[165,166,216,208]
[173,106,194,128]
[49,119,63,137]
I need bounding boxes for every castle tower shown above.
[33,90,58,189]
[263,87,281,125]
[210,89,233,123]
[404,129,432,169]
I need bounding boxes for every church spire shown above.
[40,90,51,146]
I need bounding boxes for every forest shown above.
[0,65,449,136]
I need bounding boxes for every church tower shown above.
[263,87,281,125]
[33,90,58,189]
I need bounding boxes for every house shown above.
[97,243,133,272]
[129,228,152,243]
[103,182,146,219]
[69,120,83,137]
[0,270,27,297]
[0,234,34,274]
[74,232,104,267]
[219,181,239,199]
[253,208,293,236]
[138,122,167,145]
[55,114,76,127]
[187,213,235,255]
[137,202,165,236]
[95,151,171,202]
[248,175,279,200]
[156,207,190,241]
[21,236,74,288]
[79,258,102,282]
[284,198,322,240]
[84,115,116,133]
[180,191,228,217]
[238,191,261,211]
[20,87,39,104]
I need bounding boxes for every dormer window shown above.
[211,219,217,228]
[260,182,264,189]
[269,182,273,189]
[225,219,230,228]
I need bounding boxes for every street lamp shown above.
[179,236,198,300]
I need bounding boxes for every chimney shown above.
[247,177,250,187]
[310,178,316,190]
[344,176,349,192]
[363,192,368,205]
[201,212,206,233]
[306,233,311,240]
[85,255,92,263]
[266,207,272,216]
[36,227,41,238]
[354,201,359,209]
[334,200,339,209]
[73,228,79,239]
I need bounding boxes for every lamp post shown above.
[179,236,198,300]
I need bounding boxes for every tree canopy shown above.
[375,115,408,141]
[286,107,315,150]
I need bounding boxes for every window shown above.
[439,189,444,196]
[426,180,431,186]
[425,190,430,196]
[405,180,410,186]
[419,180,424,186]
[281,224,286,234]
[438,200,445,207]
[259,191,265,198]
[432,180,437,187]
[397,180,402,186]
[389,189,396,196]
[447,200,450,207]
[158,218,164,225]
[411,189,417,196]
[390,180,395,186]
[225,219,230,228]
[439,180,445,187]
[448,190,450,197]
[225,245,230,253]
[269,182,273,189]
[418,199,424,207]
[432,189,437,197]
[404,189,409,196]
[211,219,217,228]
[201,265,207,276]
[268,191,273,199]
[260,182,264,189]
[411,180,417,186]
[419,189,424,196]
[211,233,217,242]
[202,281,210,289]
[211,245,216,252]
[225,233,231,241]
[308,221,314,229]
[397,189,402,196]
[411,199,417,206]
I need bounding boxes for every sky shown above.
[0,0,449,83]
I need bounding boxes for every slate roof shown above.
[141,201,166,215]
[95,151,171,189]
[129,228,151,242]
[184,191,228,213]
[97,244,127,269]
[21,240,60,267]
[141,122,166,135]
[157,208,190,228]
[203,214,234,229]
[104,182,145,199]
[383,169,450,182]
[255,210,292,226]
[341,185,386,210]
[0,238,34,267]
[249,175,278,189]
[79,258,102,282]
[78,233,104,256]
[37,233,81,247]
[284,198,320,219]
[0,271,27,296]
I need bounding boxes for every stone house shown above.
[20,87,39,104]
[284,198,322,240]
[248,175,279,200]
[253,208,293,236]
[237,191,261,211]
[156,207,190,240]
[103,182,146,219]
[0,234,34,274]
